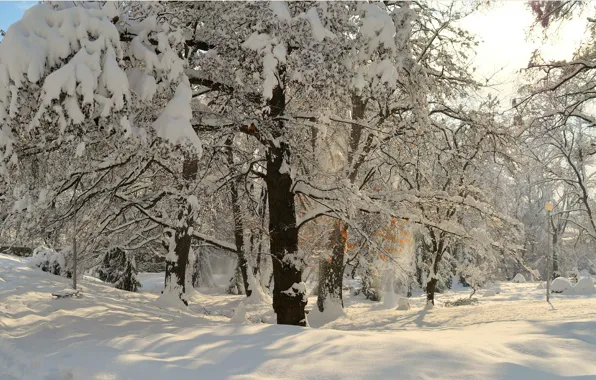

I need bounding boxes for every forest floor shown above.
[1,253,596,380]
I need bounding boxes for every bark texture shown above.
[164,156,198,305]
[317,221,346,312]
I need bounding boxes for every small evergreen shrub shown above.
[97,247,141,292]
[360,268,382,301]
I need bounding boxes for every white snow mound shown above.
[512,273,526,283]
[483,290,497,297]
[573,277,596,295]
[307,300,346,328]
[551,277,573,294]
[155,291,187,310]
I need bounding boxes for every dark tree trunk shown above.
[267,151,306,325]
[254,186,267,278]
[425,234,443,306]
[426,277,438,305]
[164,155,198,305]
[317,221,346,312]
[236,252,251,297]
[261,66,306,326]
[227,264,245,295]
[234,264,246,294]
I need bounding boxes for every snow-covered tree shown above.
[0,2,203,306]
[97,247,141,292]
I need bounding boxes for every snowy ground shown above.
[1,253,596,379]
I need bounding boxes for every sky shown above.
[0,1,34,34]
[0,0,588,101]
[459,1,587,101]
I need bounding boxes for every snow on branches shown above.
[0,1,201,173]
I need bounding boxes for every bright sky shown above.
[0,0,588,102]
[0,1,34,34]
[459,1,587,101]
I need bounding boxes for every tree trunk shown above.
[317,221,346,312]
[361,254,381,302]
[234,263,246,294]
[426,249,442,305]
[267,155,306,325]
[260,65,307,326]
[226,137,251,297]
[227,264,245,295]
[317,94,367,312]
[426,277,438,305]
[164,155,198,305]
[254,186,267,279]
[236,252,251,296]
[231,178,251,297]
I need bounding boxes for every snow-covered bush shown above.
[307,299,346,328]
[360,280,382,302]
[360,268,382,301]
[573,277,595,295]
[97,247,141,292]
[569,267,580,283]
[460,264,492,298]
[551,277,573,294]
[29,246,71,277]
[512,273,526,283]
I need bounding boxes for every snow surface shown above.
[2,253,596,379]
